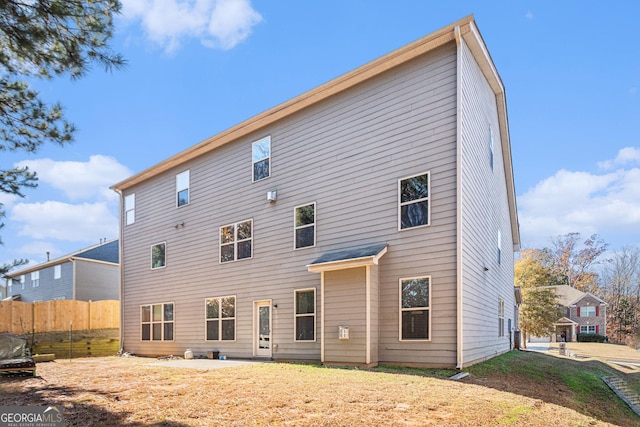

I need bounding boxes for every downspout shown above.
[454,25,464,370]
[115,188,125,354]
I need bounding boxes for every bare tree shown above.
[600,247,640,345]
[549,233,608,293]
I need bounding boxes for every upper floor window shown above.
[489,126,494,170]
[205,296,236,341]
[579,306,596,317]
[54,265,62,280]
[141,303,174,341]
[399,172,430,230]
[124,193,135,225]
[498,297,505,337]
[294,203,316,249]
[7,278,12,293]
[295,289,316,341]
[497,229,502,265]
[252,136,271,182]
[399,277,430,340]
[176,170,190,207]
[151,242,166,269]
[19,275,25,290]
[220,220,253,263]
[31,271,40,288]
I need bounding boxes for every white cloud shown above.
[15,155,132,201]
[10,201,118,243]
[597,146,640,170]
[518,167,640,248]
[121,0,263,53]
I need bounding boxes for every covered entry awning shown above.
[306,244,388,273]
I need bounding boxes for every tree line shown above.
[516,232,640,347]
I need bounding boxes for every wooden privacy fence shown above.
[0,300,119,334]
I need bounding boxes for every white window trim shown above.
[31,271,40,288]
[489,125,494,171]
[140,302,175,342]
[294,288,316,342]
[398,171,431,231]
[219,219,253,263]
[150,242,167,270]
[204,295,237,342]
[580,325,596,334]
[293,202,316,250]
[497,229,502,265]
[19,275,25,290]
[252,136,271,182]
[498,297,505,337]
[54,265,62,280]
[398,276,432,342]
[581,306,596,317]
[124,193,135,225]
[7,279,12,294]
[176,170,190,208]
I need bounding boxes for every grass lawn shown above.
[1,349,638,426]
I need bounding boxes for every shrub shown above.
[577,333,606,343]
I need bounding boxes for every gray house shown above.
[112,15,520,368]
[4,239,119,302]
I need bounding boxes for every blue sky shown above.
[1,0,639,268]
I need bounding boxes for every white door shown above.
[255,301,272,357]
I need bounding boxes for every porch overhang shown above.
[555,317,578,326]
[306,244,388,273]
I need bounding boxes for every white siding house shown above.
[112,15,520,368]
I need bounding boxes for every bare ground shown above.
[1,350,635,427]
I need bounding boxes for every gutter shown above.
[454,24,464,370]
[114,188,125,354]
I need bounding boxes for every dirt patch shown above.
[0,355,630,426]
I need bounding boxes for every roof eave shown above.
[111,15,476,192]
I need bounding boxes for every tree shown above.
[549,232,608,293]
[600,247,640,345]
[0,0,125,276]
[515,249,564,347]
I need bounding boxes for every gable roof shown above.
[568,292,608,307]
[111,15,520,250]
[546,285,585,306]
[5,239,119,278]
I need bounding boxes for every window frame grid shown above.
[498,297,505,337]
[54,265,62,280]
[140,302,175,342]
[252,136,271,182]
[294,288,316,342]
[124,193,135,225]
[176,170,190,208]
[219,219,253,263]
[398,171,431,231]
[398,276,432,342]
[204,295,237,342]
[31,271,40,288]
[293,202,316,250]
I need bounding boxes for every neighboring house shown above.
[112,15,520,368]
[548,285,608,342]
[4,240,119,303]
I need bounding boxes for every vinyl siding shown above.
[7,262,73,302]
[121,42,460,364]
[74,260,119,301]
[459,38,515,365]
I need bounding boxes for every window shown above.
[141,303,174,341]
[19,275,25,290]
[295,289,316,341]
[176,170,190,207]
[498,297,505,337]
[489,126,494,170]
[580,325,596,334]
[252,136,271,182]
[7,279,12,294]
[205,296,236,341]
[580,306,596,317]
[124,193,135,225]
[151,242,166,269]
[497,229,502,265]
[294,203,315,249]
[54,265,61,280]
[220,220,252,263]
[399,172,430,230]
[31,271,39,288]
[399,277,430,340]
